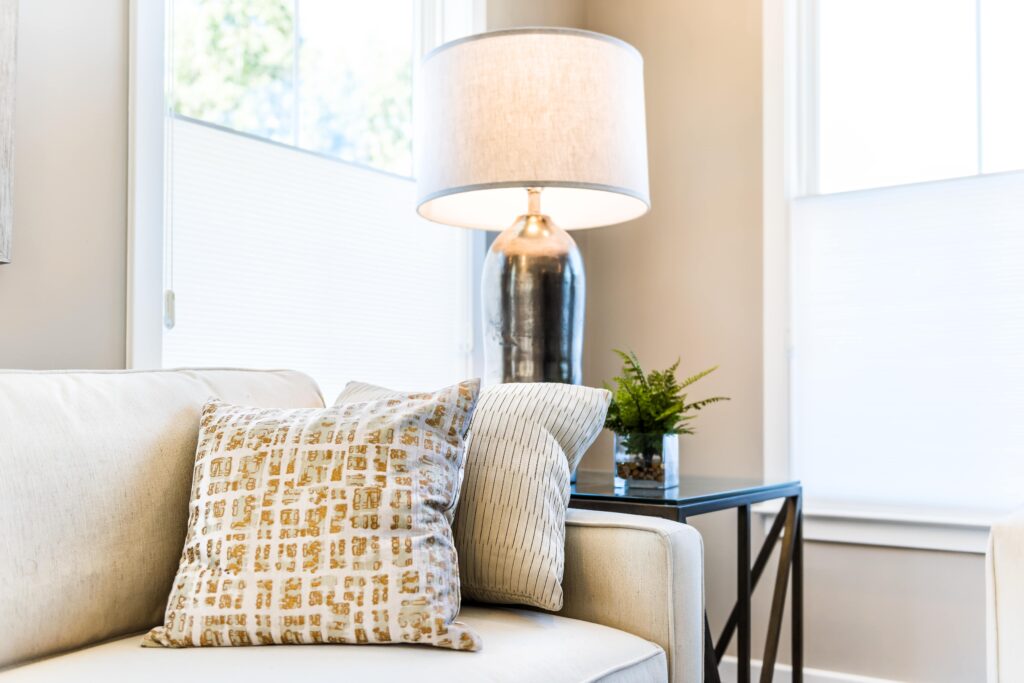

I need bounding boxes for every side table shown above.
[570,472,803,683]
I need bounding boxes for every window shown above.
[809,0,1024,194]
[979,0,1024,174]
[777,0,1024,532]
[129,1,484,400]
[171,0,415,175]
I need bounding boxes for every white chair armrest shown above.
[559,508,704,683]
[988,506,1024,683]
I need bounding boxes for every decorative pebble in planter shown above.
[614,432,679,489]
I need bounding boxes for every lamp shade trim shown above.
[416,182,651,231]
[420,26,643,65]
[416,181,651,213]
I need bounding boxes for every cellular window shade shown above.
[163,118,473,399]
[791,171,1024,513]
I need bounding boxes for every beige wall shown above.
[750,541,985,682]
[579,0,764,479]
[486,0,586,31]
[491,0,986,680]
[0,0,128,369]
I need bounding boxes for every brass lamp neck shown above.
[527,187,542,215]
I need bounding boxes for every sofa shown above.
[0,369,705,682]
[987,507,1024,682]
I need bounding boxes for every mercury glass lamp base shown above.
[482,212,585,385]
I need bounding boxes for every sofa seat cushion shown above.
[2,607,666,683]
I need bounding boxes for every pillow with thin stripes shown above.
[336,382,610,611]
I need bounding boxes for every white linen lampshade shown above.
[415,27,650,230]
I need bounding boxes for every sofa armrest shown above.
[559,508,704,683]
[988,506,1024,683]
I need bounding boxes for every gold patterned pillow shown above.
[143,380,481,651]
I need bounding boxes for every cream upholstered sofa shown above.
[987,507,1024,682]
[0,369,704,682]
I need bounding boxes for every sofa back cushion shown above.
[0,369,323,669]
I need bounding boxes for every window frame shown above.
[126,0,487,372]
[761,0,994,553]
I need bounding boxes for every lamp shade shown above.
[415,28,649,230]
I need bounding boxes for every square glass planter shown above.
[614,432,679,489]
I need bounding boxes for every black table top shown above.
[571,470,801,512]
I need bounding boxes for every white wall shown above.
[0,0,128,369]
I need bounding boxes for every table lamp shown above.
[415,27,649,385]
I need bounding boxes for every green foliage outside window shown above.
[171,0,413,175]
[173,0,295,143]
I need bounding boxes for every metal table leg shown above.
[792,496,803,683]
[760,495,800,683]
[738,505,751,683]
[715,504,787,661]
[665,489,803,683]
[704,614,722,683]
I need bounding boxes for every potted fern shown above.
[605,350,729,488]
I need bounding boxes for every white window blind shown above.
[162,118,473,399]
[791,171,1024,513]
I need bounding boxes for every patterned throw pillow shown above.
[143,380,481,651]
[336,382,610,611]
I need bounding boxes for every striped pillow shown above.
[336,382,610,611]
